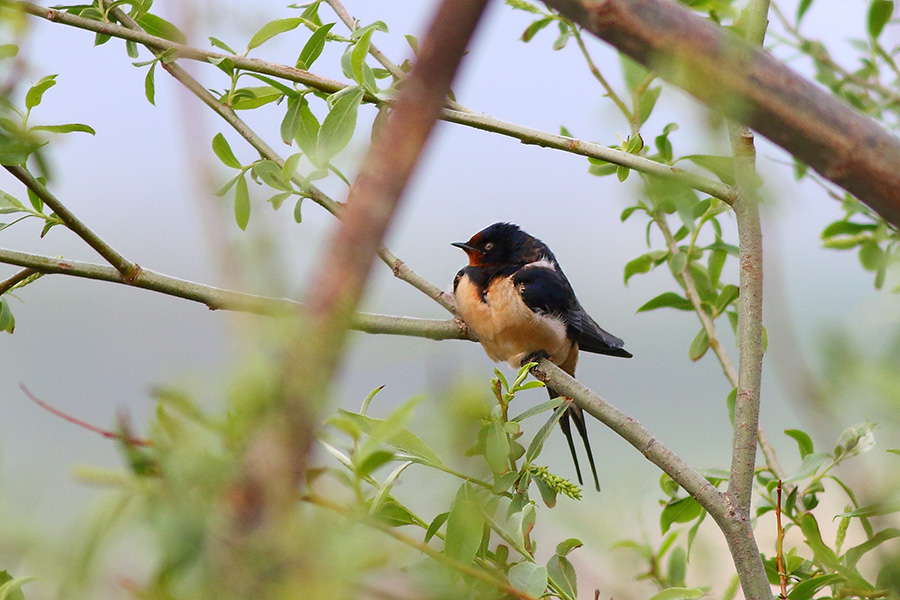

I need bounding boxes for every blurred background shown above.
[1,0,899,597]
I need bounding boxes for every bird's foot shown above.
[520,350,549,368]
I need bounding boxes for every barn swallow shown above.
[452,222,631,491]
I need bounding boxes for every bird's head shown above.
[452,222,551,267]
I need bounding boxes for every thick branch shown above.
[542,0,900,229]
[4,165,140,279]
[10,0,734,203]
[0,247,471,340]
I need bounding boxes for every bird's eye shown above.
[483,242,495,251]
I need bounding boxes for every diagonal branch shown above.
[97,2,457,316]
[0,246,472,340]
[4,165,140,279]
[542,0,900,229]
[10,0,734,203]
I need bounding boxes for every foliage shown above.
[1,0,899,598]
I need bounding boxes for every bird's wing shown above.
[515,264,632,358]
[567,307,632,358]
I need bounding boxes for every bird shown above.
[451,222,631,491]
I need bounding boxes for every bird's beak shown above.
[452,241,484,266]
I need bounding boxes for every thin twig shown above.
[0,267,37,294]
[20,384,152,446]
[570,25,632,122]
[775,480,787,599]
[4,165,140,279]
[654,214,739,386]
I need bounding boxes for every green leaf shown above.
[316,87,364,163]
[788,574,842,600]
[293,198,303,223]
[144,61,156,105]
[556,538,583,556]
[234,175,250,230]
[637,86,662,126]
[424,511,448,543]
[136,13,187,44]
[624,253,653,284]
[280,96,304,145]
[508,562,548,598]
[356,449,395,478]
[0,572,36,600]
[212,133,242,169]
[525,401,568,465]
[444,483,483,564]
[334,409,443,466]
[714,284,739,315]
[621,54,650,91]
[26,184,42,213]
[821,220,878,237]
[784,452,830,483]
[521,17,553,42]
[296,22,334,69]
[247,17,303,51]
[547,553,577,600]
[506,0,544,14]
[785,429,814,458]
[511,397,563,422]
[0,298,15,333]
[667,546,687,587]
[660,496,703,534]
[295,96,321,162]
[868,0,894,38]
[551,21,572,50]
[858,242,886,271]
[0,45,18,60]
[799,512,840,566]
[252,159,292,192]
[231,86,283,110]
[267,191,291,210]
[844,528,900,567]
[209,36,236,54]
[688,328,709,361]
[680,154,735,185]
[31,123,96,135]
[25,74,58,110]
[648,588,705,600]
[350,27,376,86]
[836,502,900,518]
[485,420,511,475]
[708,248,726,288]
[0,190,26,214]
[637,292,693,313]
[796,0,815,22]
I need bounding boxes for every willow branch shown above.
[0,267,37,294]
[654,214,739,387]
[96,2,456,316]
[722,1,769,597]
[0,247,472,340]
[10,0,735,204]
[542,0,900,229]
[4,165,140,279]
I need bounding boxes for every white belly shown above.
[455,275,572,368]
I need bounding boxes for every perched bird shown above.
[452,222,631,490]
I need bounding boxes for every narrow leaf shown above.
[247,18,303,51]
[444,484,483,564]
[316,87,364,163]
[296,22,335,69]
[212,133,242,169]
[234,174,250,230]
[25,74,58,110]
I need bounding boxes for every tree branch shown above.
[542,0,900,229]
[529,358,771,600]
[4,165,140,279]
[0,247,472,340]
[9,0,735,204]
